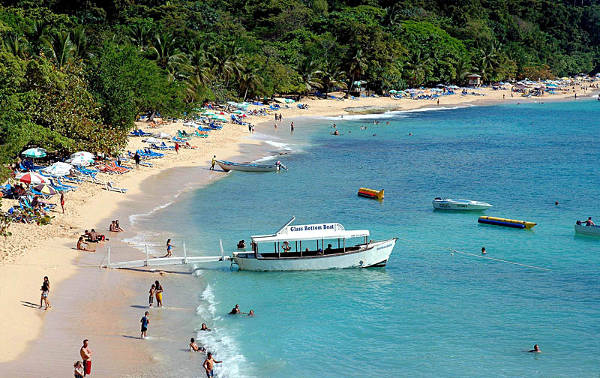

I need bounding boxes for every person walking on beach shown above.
[39,276,50,308]
[175,142,180,154]
[80,339,92,376]
[290,122,294,133]
[134,151,141,168]
[203,352,222,377]
[210,155,216,170]
[60,192,65,214]
[40,278,51,310]
[162,239,173,258]
[155,280,163,307]
[140,311,150,339]
[149,284,156,307]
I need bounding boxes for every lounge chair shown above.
[104,181,127,193]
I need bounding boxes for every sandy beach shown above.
[0,83,596,375]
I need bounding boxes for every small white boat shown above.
[432,197,492,211]
[231,217,397,271]
[216,159,285,172]
[574,223,600,236]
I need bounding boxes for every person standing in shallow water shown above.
[210,155,216,170]
[203,352,222,377]
[155,280,163,307]
[140,311,150,339]
[148,284,155,307]
[80,339,92,376]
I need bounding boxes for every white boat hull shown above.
[216,160,279,172]
[574,223,600,236]
[233,239,396,271]
[432,199,492,211]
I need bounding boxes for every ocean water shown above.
[135,100,600,377]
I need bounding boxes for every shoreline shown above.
[0,86,597,373]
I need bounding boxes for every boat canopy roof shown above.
[252,222,369,243]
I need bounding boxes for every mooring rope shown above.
[449,248,551,271]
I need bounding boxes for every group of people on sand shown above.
[77,229,108,252]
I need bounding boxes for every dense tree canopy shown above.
[1,0,600,178]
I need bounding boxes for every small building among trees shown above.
[466,74,482,86]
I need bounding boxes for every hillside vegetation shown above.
[0,0,599,176]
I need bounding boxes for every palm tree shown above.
[150,32,187,81]
[296,58,322,95]
[477,43,499,82]
[347,49,368,95]
[188,49,212,85]
[315,61,347,97]
[70,25,90,60]
[405,50,433,87]
[207,46,243,86]
[3,33,29,59]
[128,23,152,51]
[238,67,263,101]
[42,31,75,69]
[453,59,472,85]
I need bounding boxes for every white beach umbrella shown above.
[69,155,94,166]
[158,132,171,139]
[42,162,73,176]
[71,151,95,160]
[142,137,161,144]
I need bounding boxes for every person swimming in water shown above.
[190,338,206,352]
[229,304,241,315]
[528,344,541,353]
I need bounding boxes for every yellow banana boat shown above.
[478,216,536,229]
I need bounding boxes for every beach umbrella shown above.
[142,137,161,144]
[16,171,48,184]
[71,151,94,160]
[233,110,244,114]
[33,184,57,195]
[69,155,94,166]
[42,162,73,177]
[284,98,295,103]
[389,90,397,94]
[158,132,171,139]
[21,148,47,158]
[211,115,227,122]
[202,110,215,116]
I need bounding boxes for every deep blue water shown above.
[142,101,600,377]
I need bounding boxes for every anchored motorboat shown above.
[432,197,492,211]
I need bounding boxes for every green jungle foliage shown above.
[0,0,599,179]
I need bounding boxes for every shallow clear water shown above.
[139,100,600,377]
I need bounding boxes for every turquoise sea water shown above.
[139,100,600,377]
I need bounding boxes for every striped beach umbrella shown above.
[33,184,57,195]
[16,171,48,184]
